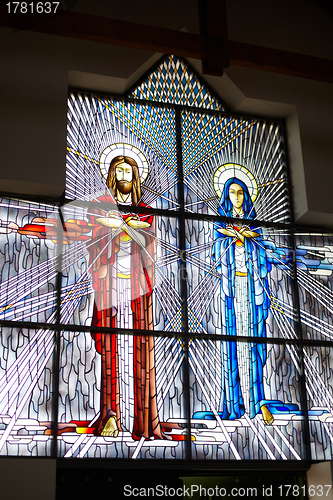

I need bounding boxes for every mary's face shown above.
[229,183,244,209]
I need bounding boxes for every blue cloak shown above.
[212,177,271,419]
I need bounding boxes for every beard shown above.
[116,180,133,195]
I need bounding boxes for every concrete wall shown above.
[307,461,333,500]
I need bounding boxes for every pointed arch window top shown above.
[128,55,225,111]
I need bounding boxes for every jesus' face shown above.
[229,183,244,209]
[115,162,133,195]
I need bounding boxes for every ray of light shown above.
[188,355,241,460]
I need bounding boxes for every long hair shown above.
[218,177,256,219]
[106,155,141,205]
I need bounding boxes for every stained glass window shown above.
[0,326,55,456]
[295,231,333,461]
[67,93,179,210]
[190,340,304,460]
[304,345,333,461]
[0,56,331,464]
[182,111,290,223]
[296,231,333,342]
[0,198,58,324]
[186,221,295,338]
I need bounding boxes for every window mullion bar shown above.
[176,107,192,460]
[51,203,65,459]
[281,120,312,462]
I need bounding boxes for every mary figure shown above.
[212,169,274,424]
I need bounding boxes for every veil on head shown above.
[219,177,256,219]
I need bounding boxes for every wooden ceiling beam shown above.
[1,10,333,83]
[198,0,229,76]
[229,41,333,84]
[1,10,208,59]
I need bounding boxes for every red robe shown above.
[88,196,161,439]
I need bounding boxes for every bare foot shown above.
[101,416,119,437]
[92,411,121,436]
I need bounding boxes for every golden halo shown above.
[213,163,258,202]
[99,143,149,182]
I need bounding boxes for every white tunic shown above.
[116,199,134,432]
[232,210,251,413]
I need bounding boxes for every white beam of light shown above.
[188,356,241,460]
[0,338,56,453]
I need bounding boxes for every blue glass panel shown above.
[190,339,305,460]
[67,93,179,210]
[182,111,290,224]
[129,55,225,111]
[296,231,333,341]
[186,220,296,338]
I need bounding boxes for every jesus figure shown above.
[88,155,164,440]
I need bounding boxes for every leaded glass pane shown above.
[0,327,55,456]
[67,93,179,210]
[304,346,333,460]
[296,231,333,341]
[60,204,182,333]
[129,55,225,111]
[57,333,187,459]
[182,111,290,223]
[0,198,58,324]
[190,340,304,460]
[186,220,296,338]
[0,60,314,463]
